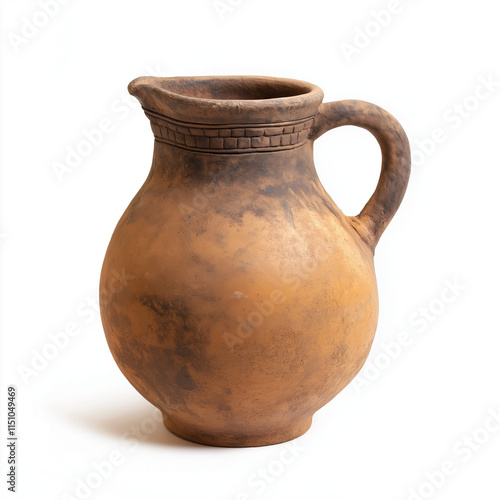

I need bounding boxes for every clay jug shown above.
[100,75,410,447]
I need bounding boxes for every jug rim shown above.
[128,75,324,125]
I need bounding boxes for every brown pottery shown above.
[100,75,411,447]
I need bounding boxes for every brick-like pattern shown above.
[144,109,314,153]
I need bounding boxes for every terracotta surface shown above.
[100,76,411,447]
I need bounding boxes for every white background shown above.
[1,1,499,499]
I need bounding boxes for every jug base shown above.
[162,411,312,448]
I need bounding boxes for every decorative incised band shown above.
[144,109,314,153]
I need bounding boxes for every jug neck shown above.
[130,75,325,185]
[149,138,318,187]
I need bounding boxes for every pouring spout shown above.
[128,76,170,116]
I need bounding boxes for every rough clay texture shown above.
[100,76,411,447]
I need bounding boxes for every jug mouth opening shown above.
[128,75,324,125]
[151,76,315,101]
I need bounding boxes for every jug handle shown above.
[309,100,411,253]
